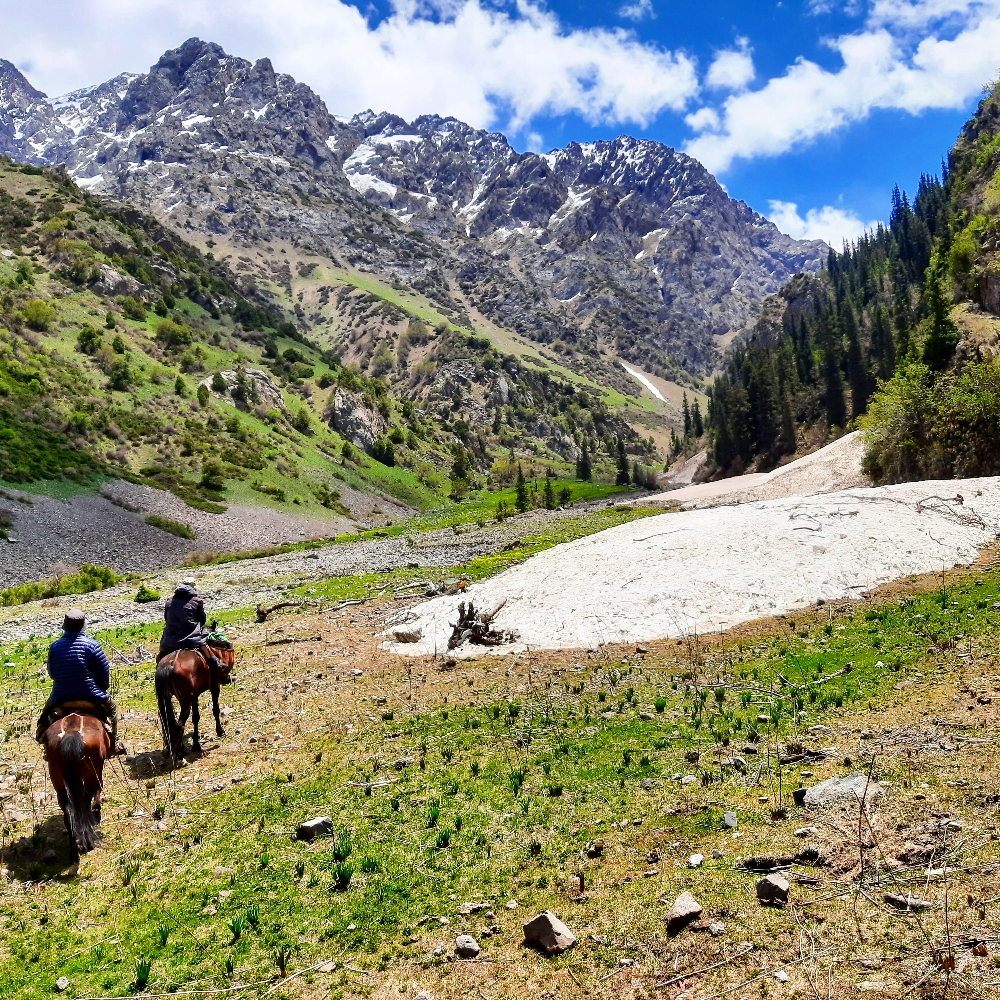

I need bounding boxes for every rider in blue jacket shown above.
[35,609,122,753]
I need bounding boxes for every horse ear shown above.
[209,619,218,630]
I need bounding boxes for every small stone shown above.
[639,712,654,721]
[433,945,445,957]
[455,934,480,958]
[641,778,655,790]
[55,977,70,992]
[458,901,489,915]
[884,893,933,912]
[794,827,818,838]
[438,917,450,926]
[712,848,723,859]
[709,922,725,937]
[688,853,704,868]
[757,874,790,906]
[643,867,659,877]
[201,905,217,916]
[723,810,738,829]
[296,816,333,841]
[586,840,605,858]
[506,900,518,909]
[523,911,576,955]
[618,957,634,967]
[664,891,703,930]
[681,774,697,785]
[218,889,233,900]
[42,850,56,863]
[759,795,769,804]
[774,969,789,982]
[346,923,356,931]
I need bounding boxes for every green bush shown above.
[862,358,1000,482]
[134,583,161,603]
[197,384,210,407]
[20,299,56,331]
[200,458,226,492]
[372,437,395,466]
[145,514,196,539]
[118,296,147,321]
[0,564,122,607]
[76,324,102,355]
[155,319,192,351]
[107,358,134,390]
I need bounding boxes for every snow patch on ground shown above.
[387,478,1000,656]
[620,361,666,402]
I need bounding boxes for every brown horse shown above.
[41,710,110,870]
[155,640,235,763]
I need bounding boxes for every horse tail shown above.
[155,659,178,759]
[60,730,96,852]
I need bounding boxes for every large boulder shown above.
[327,388,385,454]
[523,911,576,955]
[202,367,285,410]
[803,774,884,808]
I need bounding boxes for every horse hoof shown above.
[67,861,80,877]
[216,728,226,738]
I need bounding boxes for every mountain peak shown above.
[0,59,46,107]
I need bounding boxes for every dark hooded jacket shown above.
[159,584,209,658]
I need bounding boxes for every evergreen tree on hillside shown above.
[922,250,958,371]
[692,399,704,437]
[575,439,592,482]
[615,437,631,486]
[842,302,869,420]
[682,393,691,438]
[515,463,528,512]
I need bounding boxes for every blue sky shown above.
[5,0,999,244]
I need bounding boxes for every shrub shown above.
[133,958,152,991]
[104,311,116,329]
[211,372,227,393]
[200,458,226,492]
[197,384,210,407]
[76,324,102,354]
[118,296,147,321]
[291,408,312,435]
[107,359,134,390]
[654,697,667,712]
[0,564,122,607]
[154,319,192,351]
[174,375,187,396]
[111,334,127,354]
[134,583,161,603]
[371,437,395,466]
[20,299,56,331]
[145,514,195,539]
[435,828,452,849]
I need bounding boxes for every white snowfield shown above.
[386,479,1000,657]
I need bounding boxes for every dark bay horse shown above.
[155,640,235,762]
[41,710,110,871]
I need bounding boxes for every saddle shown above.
[47,701,112,733]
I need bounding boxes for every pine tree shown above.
[817,312,847,428]
[922,250,958,371]
[682,393,691,437]
[543,476,555,509]
[842,302,869,420]
[576,439,592,482]
[615,437,631,486]
[692,398,704,437]
[515,463,528,512]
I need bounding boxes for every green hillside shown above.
[0,159,660,519]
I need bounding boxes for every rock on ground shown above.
[454,934,480,958]
[523,911,576,954]
[757,874,790,906]
[803,774,884,808]
[664,891,703,930]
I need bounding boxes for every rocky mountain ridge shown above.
[0,38,827,381]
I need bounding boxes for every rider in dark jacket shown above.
[159,578,225,674]
[35,609,123,752]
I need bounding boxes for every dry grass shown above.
[2,556,1000,999]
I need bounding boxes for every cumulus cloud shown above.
[768,200,879,246]
[618,0,655,21]
[705,39,755,91]
[4,0,697,130]
[686,0,1000,172]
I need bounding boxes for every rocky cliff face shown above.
[0,39,827,378]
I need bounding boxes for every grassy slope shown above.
[1,546,999,996]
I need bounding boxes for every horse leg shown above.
[212,686,225,738]
[57,787,79,862]
[191,695,201,753]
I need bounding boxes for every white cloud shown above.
[705,39,755,91]
[686,1,1000,172]
[618,0,655,21]
[2,0,697,131]
[768,200,879,246]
